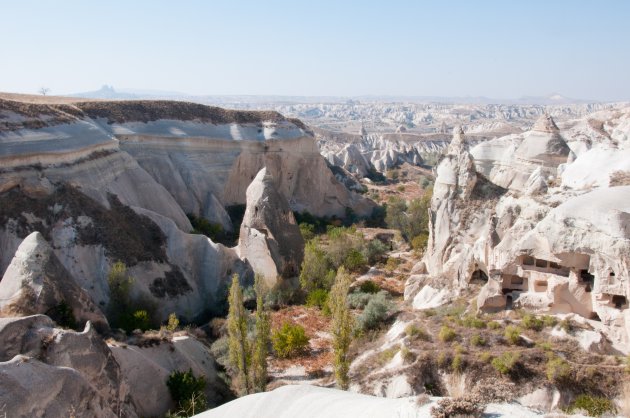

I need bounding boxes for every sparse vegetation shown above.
[166,313,180,332]
[107,261,156,333]
[357,291,394,331]
[565,394,616,417]
[431,393,484,418]
[306,289,329,311]
[227,274,251,395]
[405,323,430,341]
[546,355,572,383]
[470,334,486,347]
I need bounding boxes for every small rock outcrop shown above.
[238,168,304,284]
[0,232,109,331]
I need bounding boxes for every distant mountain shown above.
[68,87,595,106]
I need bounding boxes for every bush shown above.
[166,369,207,417]
[542,315,557,328]
[384,257,400,272]
[546,356,572,383]
[357,292,394,331]
[299,223,316,241]
[405,323,430,341]
[359,280,380,294]
[438,325,457,343]
[522,314,544,331]
[188,214,224,241]
[306,289,329,311]
[411,233,429,254]
[265,281,301,309]
[299,240,333,293]
[491,352,519,375]
[462,315,486,329]
[451,353,464,372]
[470,334,486,347]
[504,325,521,345]
[362,239,388,264]
[488,321,502,330]
[565,394,616,417]
[272,323,310,358]
[166,312,180,332]
[347,290,375,309]
[560,319,573,333]
[431,394,484,418]
[478,351,493,363]
[344,249,367,272]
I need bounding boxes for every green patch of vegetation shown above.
[522,314,545,331]
[384,189,432,241]
[45,300,77,330]
[491,351,519,375]
[536,342,553,351]
[272,322,310,358]
[299,223,316,241]
[560,318,573,333]
[565,394,616,417]
[357,292,394,331]
[400,346,414,363]
[470,334,486,347]
[405,323,431,341]
[378,346,400,364]
[107,261,156,333]
[461,315,486,329]
[438,325,457,343]
[166,312,180,332]
[488,321,502,330]
[423,309,437,318]
[410,233,429,254]
[478,351,493,363]
[166,369,207,417]
[437,352,449,368]
[359,280,380,294]
[546,355,572,383]
[504,325,521,345]
[306,289,329,312]
[451,353,464,372]
[343,248,367,272]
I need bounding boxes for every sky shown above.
[1,0,629,100]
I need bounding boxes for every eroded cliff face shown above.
[408,112,630,352]
[0,98,371,323]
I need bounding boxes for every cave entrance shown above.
[612,295,627,310]
[470,269,488,284]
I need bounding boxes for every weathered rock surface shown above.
[0,232,108,331]
[408,108,630,353]
[0,315,135,417]
[237,168,304,284]
[110,334,231,417]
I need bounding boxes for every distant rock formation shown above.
[238,168,304,285]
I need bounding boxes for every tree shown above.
[227,274,251,395]
[250,273,270,392]
[299,239,332,293]
[329,267,354,390]
[38,87,50,96]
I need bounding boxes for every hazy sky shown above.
[1,0,629,100]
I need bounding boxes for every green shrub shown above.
[299,223,316,241]
[265,281,301,308]
[451,353,464,372]
[478,351,493,363]
[188,215,224,240]
[119,310,151,332]
[272,323,310,358]
[400,346,414,363]
[378,346,400,364]
[384,257,400,272]
[405,324,430,341]
[166,369,207,417]
[362,239,389,264]
[491,352,519,375]
[546,356,572,383]
[411,233,429,253]
[166,312,180,332]
[462,315,486,329]
[46,300,77,330]
[504,325,521,345]
[306,289,329,311]
[560,319,573,333]
[344,249,367,272]
[522,314,544,331]
[357,292,394,331]
[359,280,380,294]
[437,352,449,368]
[565,394,616,417]
[299,240,333,293]
[488,321,502,330]
[470,334,486,347]
[347,290,375,309]
[438,326,457,343]
[423,309,437,318]
[542,315,557,328]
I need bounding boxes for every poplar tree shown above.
[329,266,354,390]
[250,273,270,392]
[227,274,251,395]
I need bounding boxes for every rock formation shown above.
[0,315,135,417]
[406,109,630,352]
[237,168,304,285]
[0,232,109,331]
